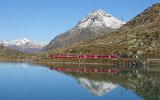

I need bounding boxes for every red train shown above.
[49,54,118,59]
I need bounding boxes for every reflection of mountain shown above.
[78,77,118,96]
[17,63,29,68]
[45,63,160,99]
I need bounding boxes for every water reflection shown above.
[50,67,117,74]
[47,63,160,100]
[0,62,159,100]
[78,77,118,96]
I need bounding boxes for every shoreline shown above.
[0,57,160,67]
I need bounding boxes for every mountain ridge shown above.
[0,38,47,53]
[43,9,125,51]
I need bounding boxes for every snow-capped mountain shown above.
[77,10,125,29]
[44,9,125,50]
[78,78,118,96]
[0,38,47,53]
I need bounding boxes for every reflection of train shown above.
[50,67,117,74]
[49,54,118,59]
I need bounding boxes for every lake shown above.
[0,62,159,100]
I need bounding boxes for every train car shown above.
[49,54,118,59]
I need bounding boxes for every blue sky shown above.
[0,0,159,43]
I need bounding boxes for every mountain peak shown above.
[89,9,111,17]
[77,9,125,29]
[20,38,29,41]
[18,38,30,43]
[10,38,30,46]
[44,9,125,50]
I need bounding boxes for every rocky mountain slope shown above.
[0,38,47,53]
[43,10,125,51]
[50,3,160,57]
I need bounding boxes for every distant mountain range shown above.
[0,38,47,53]
[43,10,125,51]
